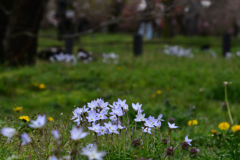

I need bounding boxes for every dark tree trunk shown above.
[163,0,174,38]
[0,0,15,64]
[5,0,47,66]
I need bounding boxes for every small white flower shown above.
[85,143,94,150]
[48,155,58,160]
[158,114,164,121]
[20,132,31,145]
[81,144,106,160]
[132,102,142,111]
[134,113,145,122]
[51,130,60,140]
[141,127,151,134]
[155,121,161,128]
[1,127,16,142]
[168,122,178,129]
[70,126,88,140]
[184,135,192,146]
[29,115,47,128]
[6,155,18,160]
[88,123,100,133]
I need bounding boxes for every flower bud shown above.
[162,138,170,145]
[190,147,200,158]
[131,139,140,148]
[180,141,189,150]
[164,146,174,157]
[168,118,175,123]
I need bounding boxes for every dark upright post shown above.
[133,34,143,56]
[222,33,231,57]
[65,34,74,54]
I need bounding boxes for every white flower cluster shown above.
[49,53,77,64]
[163,45,194,58]
[225,51,240,60]
[72,98,176,137]
[49,51,93,64]
[102,52,119,63]
[72,98,127,136]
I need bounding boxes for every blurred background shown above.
[1,0,240,125]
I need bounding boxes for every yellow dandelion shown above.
[48,117,54,122]
[151,93,156,98]
[156,90,162,94]
[218,122,230,130]
[19,115,30,122]
[231,125,240,133]
[211,129,217,134]
[13,106,23,112]
[117,66,122,71]
[188,120,198,126]
[39,83,46,89]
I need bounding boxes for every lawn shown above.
[0,31,240,159]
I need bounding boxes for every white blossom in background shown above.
[88,123,101,133]
[236,51,240,56]
[163,45,194,58]
[225,52,232,60]
[81,144,107,160]
[72,107,83,125]
[85,143,94,150]
[49,53,77,65]
[104,121,119,134]
[48,155,58,160]
[134,113,146,122]
[142,127,151,134]
[184,135,192,146]
[158,114,164,122]
[168,122,178,129]
[1,127,16,142]
[6,155,18,160]
[70,126,88,140]
[98,126,107,136]
[20,132,31,145]
[86,110,98,122]
[132,102,142,111]
[29,115,47,129]
[102,52,119,63]
[51,130,60,140]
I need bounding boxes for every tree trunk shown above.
[0,0,15,64]
[163,0,174,38]
[5,0,47,66]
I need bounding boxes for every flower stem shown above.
[225,86,234,124]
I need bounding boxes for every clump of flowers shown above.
[19,115,30,122]
[218,122,230,130]
[188,120,198,126]
[1,98,202,159]
[13,106,23,112]
[231,124,240,133]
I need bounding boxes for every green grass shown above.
[1,32,240,159]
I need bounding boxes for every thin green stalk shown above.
[123,128,126,159]
[180,153,185,160]
[225,86,234,124]
[147,133,149,151]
